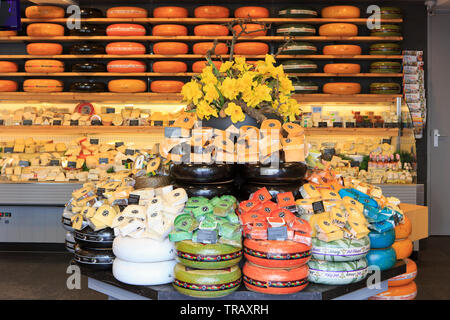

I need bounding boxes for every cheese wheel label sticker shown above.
[312,200,325,214]
[267,226,288,241]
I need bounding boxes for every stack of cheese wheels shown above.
[392,215,413,260]
[192,61,222,73]
[319,23,358,36]
[26,43,63,55]
[369,281,417,300]
[193,42,228,55]
[323,82,361,95]
[106,24,146,36]
[387,258,417,287]
[366,228,397,271]
[152,61,187,73]
[112,237,177,285]
[23,79,64,92]
[24,59,64,73]
[152,24,188,36]
[194,24,229,36]
[106,42,146,55]
[27,23,65,37]
[106,7,148,18]
[232,24,267,36]
[321,5,360,18]
[323,44,362,56]
[108,79,147,93]
[235,6,270,18]
[107,60,147,73]
[153,42,188,55]
[153,6,188,18]
[150,80,184,93]
[25,5,65,18]
[0,61,18,72]
[0,80,18,92]
[194,6,230,18]
[323,63,361,74]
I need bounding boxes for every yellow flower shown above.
[255,60,275,76]
[200,66,218,85]
[219,61,233,73]
[203,83,220,103]
[243,84,272,107]
[233,56,247,72]
[196,100,218,120]
[237,71,257,92]
[264,54,275,66]
[279,76,294,94]
[220,78,240,100]
[270,65,285,79]
[224,102,246,123]
[181,80,203,105]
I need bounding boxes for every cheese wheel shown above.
[108,79,147,93]
[107,60,147,73]
[292,80,319,94]
[311,237,370,262]
[27,23,65,37]
[69,24,105,36]
[153,6,188,18]
[26,43,63,55]
[150,80,184,93]
[0,80,18,92]
[369,229,396,249]
[106,42,146,55]
[106,7,148,18]
[234,42,269,55]
[395,215,412,239]
[321,6,360,18]
[0,31,17,36]
[388,258,417,287]
[235,6,270,18]
[280,42,317,55]
[70,81,106,92]
[194,6,229,18]
[25,6,65,18]
[324,63,360,74]
[308,258,368,285]
[72,62,106,72]
[369,281,417,300]
[25,59,64,73]
[152,61,187,73]
[194,24,229,36]
[106,24,146,36]
[323,82,361,95]
[366,247,397,271]
[323,45,362,56]
[392,238,413,259]
[192,61,222,73]
[153,42,188,55]
[232,24,267,37]
[0,61,18,72]
[193,42,228,55]
[23,79,64,92]
[113,236,175,263]
[79,8,103,18]
[113,259,176,286]
[319,23,358,36]
[70,43,105,55]
[152,24,188,36]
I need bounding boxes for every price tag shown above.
[52,120,62,126]
[333,122,343,128]
[67,161,77,169]
[318,122,328,128]
[99,158,109,164]
[345,122,355,128]
[125,149,135,156]
[23,120,32,126]
[90,138,99,145]
[129,119,139,126]
[115,142,124,148]
[196,229,218,244]
[153,120,163,126]
[50,160,60,166]
[128,194,140,205]
[70,120,79,126]
[312,200,325,214]
[267,226,288,241]
[106,108,115,114]
[18,160,30,167]
[91,120,102,126]
[4,147,13,153]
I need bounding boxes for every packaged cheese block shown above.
[150,80,184,93]
[388,258,416,287]
[324,63,361,74]
[70,43,105,54]
[70,81,106,92]
[277,24,316,36]
[321,6,360,18]
[0,31,16,36]
[232,24,267,37]
[392,238,413,259]
[308,258,368,285]
[72,62,106,72]
[282,60,317,73]
[278,7,318,18]
[235,6,269,18]
[0,61,18,72]
[152,24,188,36]
[234,42,269,55]
[27,23,65,37]
[323,82,361,95]
[107,60,146,73]
[153,42,188,55]
[193,42,228,55]
[323,44,361,56]
[371,24,402,37]
[194,6,229,18]
[380,7,403,19]
[370,82,401,94]
[319,23,358,36]
[106,7,148,18]
[369,61,402,73]
[25,6,65,18]
[195,24,229,36]
[23,79,64,92]
[153,6,188,18]
[106,42,146,55]
[369,43,401,55]
[279,42,317,55]
[152,61,187,73]
[24,59,64,73]
[108,79,146,93]
[26,43,63,55]
[292,80,319,94]
[369,281,417,300]
[192,61,222,73]
[106,24,146,36]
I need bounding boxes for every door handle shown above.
[434,129,448,147]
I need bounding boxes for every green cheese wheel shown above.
[173,263,242,298]
[311,236,370,262]
[370,82,401,94]
[308,258,368,285]
[380,7,402,19]
[278,7,318,18]
[371,24,402,37]
[279,42,317,55]
[175,240,243,269]
[370,61,402,73]
[369,43,401,55]
[276,24,316,36]
[282,60,318,73]
[292,80,320,94]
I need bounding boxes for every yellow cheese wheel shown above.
[25,6,65,18]
[106,42,146,55]
[235,6,270,18]
[23,79,64,92]
[152,24,188,36]
[108,79,147,93]
[106,24,146,36]
[152,61,187,73]
[321,6,360,18]
[192,61,222,73]
[193,42,228,55]
[194,25,229,36]
[106,7,148,18]
[194,6,229,18]
[27,23,65,37]
[322,45,362,56]
[25,59,64,73]
[324,63,360,74]
[26,43,63,55]
[323,82,361,95]
[153,6,188,18]
[0,80,18,92]
[234,42,269,55]
[153,42,188,55]
[0,61,18,72]
[0,31,17,36]
[232,24,268,37]
[395,215,412,239]
[319,23,358,37]
[107,60,147,73]
[392,238,413,259]
[150,80,184,93]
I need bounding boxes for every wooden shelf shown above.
[305,127,400,136]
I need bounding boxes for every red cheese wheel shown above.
[152,24,188,36]
[194,6,229,18]
[0,31,17,36]
[321,6,360,19]
[153,6,188,18]
[193,42,228,55]
[369,281,417,300]
[319,23,358,36]
[0,80,18,92]
[0,61,18,72]
[194,24,229,36]
[388,258,417,287]
[324,63,361,74]
[234,42,269,55]
[106,7,148,18]
[27,23,65,37]
[322,45,362,56]
[106,42,146,55]
[192,61,222,73]
[108,79,147,93]
[395,215,412,239]
[150,80,184,93]
[323,82,361,95]
[243,262,309,294]
[107,60,147,73]
[232,24,268,37]
[152,61,187,73]
[235,6,270,18]
[25,59,64,73]
[25,6,65,18]
[23,79,64,92]
[106,24,146,36]
[153,42,188,55]
[26,43,63,55]
[392,238,413,259]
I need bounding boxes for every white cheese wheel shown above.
[112,236,176,263]
[113,258,176,285]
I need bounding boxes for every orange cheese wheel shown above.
[193,42,228,55]
[235,6,270,18]
[392,238,413,259]
[232,24,268,37]
[395,215,412,239]
[27,23,65,37]
[26,43,63,55]
[322,45,362,56]
[388,259,417,287]
[153,42,188,55]
[25,59,64,73]
[107,60,147,73]
[319,23,358,36]
[324,63,360,74]
[108,79,147,93]
[150,80,184,93]
[106,24,146,36]
[153,6,188,18]
[369,281,417,300]
[25,6,65,18]
[0,31,17,36]
[0,80,18,92]
[0,61,18,72]
[234,42,269,55]
[323,82,361,95]
[106,42,146,55]
[23,79,64,92]
[321,6,360,18]
[194,24,229,36]
[152,24,188,36]
[194,6,229,18]
[106,7,148,18]
[192,61,222,73]
[152,61,187,73]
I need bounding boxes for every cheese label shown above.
[277,27,315,34]
[267,226,288,241]
[279,9,317,16]
[312,200,325,214]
